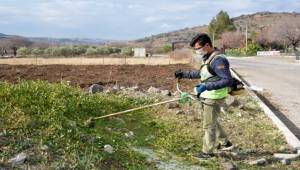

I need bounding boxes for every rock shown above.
[248,158,266,166]
[125,131,134,138]
[147,86,160,94]
[111,85,120,93]
[273,153,299,161]
[104,144,114,154]
[222,161,238,170]
[88,84,104,94]
[225,95,239,107]
[279,145,290,152]
[40,145,49,151]
[127,86,139,91]
[280,159,291,165]
[241,149,256,154]
[238,104,245,110]
[175,110,185,115]
[8,152,27,167]
[161,90,171,96]
[221,107,227,113]
[167,103,180,109]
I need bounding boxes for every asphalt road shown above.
[229,56,300,136]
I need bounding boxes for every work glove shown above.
[174,69,184,79]
[195,84,207,98]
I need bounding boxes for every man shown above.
[175,33,233,158]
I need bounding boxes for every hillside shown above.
[132,12,300,48]
[28,37,109,45]
[0,33,7,37]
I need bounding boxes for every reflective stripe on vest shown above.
[200,54,228,99]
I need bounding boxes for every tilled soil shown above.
[0,64,198,91]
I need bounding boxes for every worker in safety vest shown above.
[175,33,234,158]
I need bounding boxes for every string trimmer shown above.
[84,79,196,127]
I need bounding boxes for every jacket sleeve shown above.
[204,57,233,90]
[182,70,201,79]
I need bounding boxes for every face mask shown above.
[195,48,207,56]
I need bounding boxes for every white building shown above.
[134,48,146,57]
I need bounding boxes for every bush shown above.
[31,48,44,56]
[225,43,262,56]
[71,46,87,56]
[121,47,133,56]
[85,47,98,55]
[44,48,53,56]
[163,44,173,53]
[17,47,31,56]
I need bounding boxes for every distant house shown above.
[134,48,146,57]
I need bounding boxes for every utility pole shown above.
[245,24,248,50]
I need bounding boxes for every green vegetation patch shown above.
[0,81,299,169]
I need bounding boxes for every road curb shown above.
[230,68,300,150]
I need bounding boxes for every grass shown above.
[0,80,300,169]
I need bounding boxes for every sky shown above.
[0,0,299,40]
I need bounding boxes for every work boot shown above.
[194,152,215,159]
[217,141,234,151]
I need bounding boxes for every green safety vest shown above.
[199,52,228,99]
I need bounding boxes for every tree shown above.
[31,48,44,56]
[269,19,300,51]
[121,47,133,56]
[85,47,98,55]
[221,31,244,49]
[208,10,236,39]
[163,44,172,53]
[1,37,32,57]
[17,47,31,56]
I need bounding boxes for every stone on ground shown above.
[161,90,171,96]
[167,103,180,109]
[225,95,239,107]
[88,84,104,94]
[125,131,134,138]
[273,153,299,161]
[127,86,139,91]
[147,86,160,94]
[8,152,27,167]
[248,158,266,166]
[280,159,291,165]
[40,145,49,151]
[104,144,114,154]
[175,110,185,115]
[222,161,238,170]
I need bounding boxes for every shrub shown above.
[85,47,98,55]
[121,47,133,56]
[225,43,262,56]
[163,44,173,53]
[31,48,44,56]
[17,47,31,56]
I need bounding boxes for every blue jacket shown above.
[182,52,233,90]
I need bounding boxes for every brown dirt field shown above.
[0,64,198,91]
